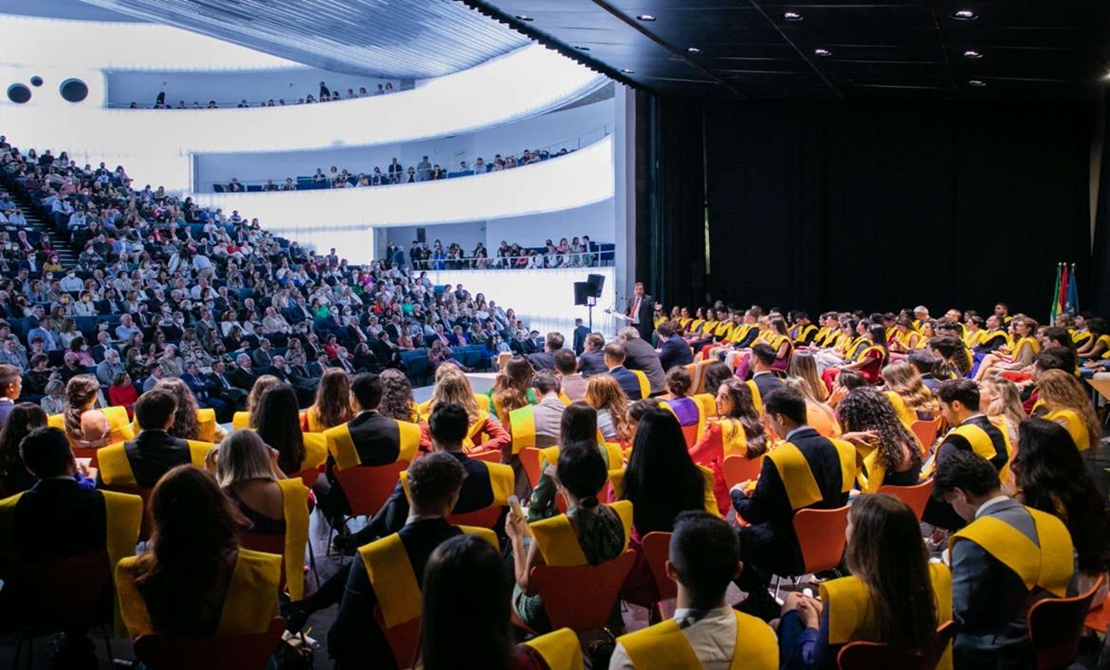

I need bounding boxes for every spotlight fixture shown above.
[814,48,832,57]
[621,68,635,74]
[969,79,986,87]
[515,14,533,21]
[636,14,656,21]
[687,47,701,54]
[783,11,803,21]
[953,9,977,20]
[963,49,983,59]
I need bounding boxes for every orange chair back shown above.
[1029,577,1105,670]
[911,419,940,454]
[6,549,112,631]
[837,620,955,670]
[239,533,287,592]
[530,550,636,632]
[1084,589,1110,634]
[132,616,286,670]
[289,464,324,489]
[722,454,762,489]
[374,605,421,669]
[641,532,677,602]
[683,362,700,394]
[793,506,850,576]
[521,447,543,489]
[446,505,504,529]
[334,461,409,517]
[679,423,698,449]
[693,360,711,394]
[877,480,934,521]
[469,449,502,464]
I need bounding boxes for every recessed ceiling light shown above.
[687,47,701,54]
[783,11,803,21]
[969,79,986,87]
[953,9,977,20]
[963,49,983,59]
[621,68,635,74]
[515,14,533,21]
[636,14,656,21]
[814,48,832,57]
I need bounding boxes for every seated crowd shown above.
[394,235,605,271]
[219,144,574,192]
[2,268,1110,669]
[128,79,399,110]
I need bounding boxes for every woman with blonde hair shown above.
[783,377,841,438]
[302,368,353,432]
[155,377,226,443]
[1037,369,1101,452]
[419,365,492,419]
[232,374,280,430]
[425,370,509,453]
[585,374,632,444]
[787,351,828,402]
[488,357,535,424]
[882,361,939,424]
[979,376,1025,451]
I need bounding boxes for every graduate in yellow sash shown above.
[508,442,632,633]
[1035,370,1101,452]
[611,511,777,670]
[252,384,329,477]
[116,466,281,639]
[0,428,142,662]
[777,494,951,670]
[52,375,134,449]
[836,387,923,493]
[934,451,1075,669]
[689,379,769,512]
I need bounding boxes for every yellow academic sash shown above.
[618,609,777,670]
[419,397,488,422]
[821,562,953,670]
[530,500,633,567]
[324,419,421,471]
[509,404,536,454]
[523,628,585,670]
[400,458,514,507]
[301,433,329,471]
[1099,334,1110,360]
[885,392,917,431]
[698,465,722,517]
[97,440,215,486]
[462,410,493,449]
[729,323,754,345]
[539,443,623,475]
[232,411,250,430]
[950,506,1074,597]
[856,449,886,495]
[844,337,868,360]
[1043,408,1091,452]
[116,548,282,637]
[630,369,651,398]
[196,408,217,443]
[1011,336,1040,360]
[719,419,751,457]
[49,406,136,446]
[793,324,818,345]
[277,478,310,601]
[950,422,1013,481]
[767,439,855,510]
[1071,329,1092,347]
[746,380,763,415]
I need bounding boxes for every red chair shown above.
[521,447,544,489]
[469,449,502,464]
[529,550,636,633]
[1084,589,1110,634]
[132,616,286,670]
[1028,577,1105,670]
[793,506,850,576]
[877,480,934,521]
[679,423,698,449]
[374,606,421,669]
[9,550,115,669]
[289,463,324,489]
[447,505,505,529]
[334,461,409,520]
[722,454,762,489]
[633,532,678,623]
[911,419,940,454]
[837,620,955,670]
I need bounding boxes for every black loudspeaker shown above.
[574,282,589,306]
[586,273,605,298]
[416,228,426,243]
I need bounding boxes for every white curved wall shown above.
[0,44,605,191]
[194,136,614,232]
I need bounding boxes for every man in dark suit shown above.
[626,281,656,343]
[749,343,785,401]
[603,343,645,401]
[571,319,590,355]
[618,327,665,396]
[657,322,694,372]
[935,451,1076,669]
[89,331,118,364]
[525,332,563,371]
[227,353,259,391]
[96,390,209,488]
[0,364,20,427]
[577,332,607,378]
[207,359,246,415]
[730,387,854,621]
[0,427,141,667]
[183,361,228,418]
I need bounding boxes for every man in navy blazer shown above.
[656,322,693,372]
[571,319,590,355]
[577,333,607,377]
[603,343,644,400]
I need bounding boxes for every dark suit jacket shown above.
[9,478,107,561]
[936,415,1010,472]
[629,294,656,342]
[526,350,556,371]
[658,337,693,372]
[181,372,209,401]
[578,350,607,378]
[344,411,411,467]
[227,366,258,391]
[607,366,644,401]
[622,337,665,395]
[96,430,193,489]
[572,326,590,356]
[732,426,849,574]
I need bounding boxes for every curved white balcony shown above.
[192,136,614,232]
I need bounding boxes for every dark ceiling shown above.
[461,0,1110,100]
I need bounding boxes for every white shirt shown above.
[609,606,737,670]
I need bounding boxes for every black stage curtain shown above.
[1091,90,1110,316]
[650,98,1094,316]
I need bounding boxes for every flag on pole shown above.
[1066,263,1079,315]
[1050,263,1063,323]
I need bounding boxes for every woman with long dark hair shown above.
[836,387,922,491]
[779,493,946,669]
[689,379,768,510]
[1013,418,1110,599]
[488,357,535,424]
[255,383,327,476]
[116,466,281,638]
[0,403,48,495]
[623,408,708,535]
[302,368,352,432]
[822,323,888,389]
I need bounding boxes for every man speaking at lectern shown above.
[627,282,656,342]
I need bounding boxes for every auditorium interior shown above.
[1,0,1110,668]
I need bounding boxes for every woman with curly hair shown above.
[487,357,535,424]
[155,377,226,443]
[584,374,631,444]
[302,368,353,432]
[836,387,922,491]
[1036,369,1101,452]
[377,368,418,423]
